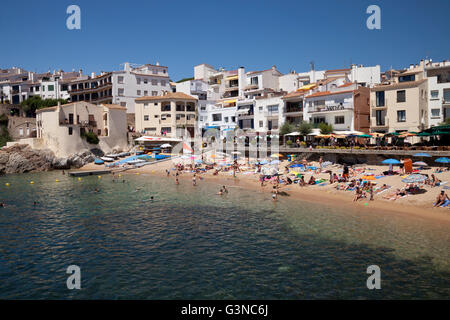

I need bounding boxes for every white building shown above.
[425,60,450,127]
[30,102,128,157]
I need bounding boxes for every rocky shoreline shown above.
[0,144,99,175]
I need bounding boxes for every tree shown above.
[280,121,295,136]
[82,132,99,144]
[21,96,67,116]
[319,122,333,134]
[297,121,313,136]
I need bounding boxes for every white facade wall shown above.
[350,65,381,87]
[305,92,355,131]
[427,76,450,127]
[254,96,284,131]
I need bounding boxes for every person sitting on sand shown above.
[353,187,364,202]
[307,176,316,185]
[431,174,441,187]
[299,176,306,187]
[434,190,450,207]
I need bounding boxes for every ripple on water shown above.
[0,171,449,299]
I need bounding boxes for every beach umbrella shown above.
[413,153,431,157]
[358,134,372,138]
[289,164,304,168]
[270,153,283,158]
[413,161,428,166]
[417,132,432,137]
[435,157,450,163]
[381,159,401,165]
[160,143,172,148]
[258,160,269,165]
[370,132,385,137]
[270,160,280,165]
[401,174,426,184]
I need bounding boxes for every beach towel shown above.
[375,187,391,195]
[437,181,448,186]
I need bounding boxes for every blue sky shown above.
[1,0,449,81]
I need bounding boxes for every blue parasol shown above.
[381,159,401,165]
[435,157,450,163]
[413,152,431,157]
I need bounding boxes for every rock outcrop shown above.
[0,144,105,175]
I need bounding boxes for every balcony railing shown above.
[310,103,353,113]
[370,117,389,127]
[371,98,388,108]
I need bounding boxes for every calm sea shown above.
[0,171,449,299]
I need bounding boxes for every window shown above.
[144,103,148,108]
[259,120,263,127]
[137,78,141,84]
[259,106,263,111]
[47,85,54,91]
[144,90,148,95]
[137,90,141,95]
[376,91,385,107]
[250,77,258,85]
[397,90,406,103]
[231,116,236,122]
[68,127,73,135]
[118,88,124,96]
[335,116,345,124]
[212,114,222,121]
[267,105,279,113]
[444,89,450,103]
[431,109,440,118]
[152,91,158,96]
[161,80,166,86]
[144,115,149,121]
[120,102,126,107]
[431,90,439,99]
[313,117,326,124]
[397,110,406,122]
[42,85,45,91]
[118,76,124,84]
[224,117,228,122]
[376,110,385,126]
[19,128,23,136]
[145,127,156,131]
[152,79,157,86]
[398,75,415,82]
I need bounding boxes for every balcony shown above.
[284,107,303,114]
[371,98,388,109]
[371,117,389,128]
[310,102,353,113]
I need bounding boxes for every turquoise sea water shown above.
[0,171,449,299]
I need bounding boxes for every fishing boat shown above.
[101,157,114,162]
[117,152,130,157]
[94,159,104,165]
[127,159,146,165]
[106,154,120,159]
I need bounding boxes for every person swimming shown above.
[222,186,228,194]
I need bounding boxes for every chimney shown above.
[156,61,160,66]
[238,66,245,98]
[124,62,130,72]
[272,65,276,71]
[91,72,96,78]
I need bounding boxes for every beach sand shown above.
[79,157,450,224]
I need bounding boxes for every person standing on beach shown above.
[192,173,197,186]
[343,165,349,181]
[319,156,323,171]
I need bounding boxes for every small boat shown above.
[133,162,147,168]
[101,157,114,162]
[127,159,146,164]
[94,159,104,165]
[106,154,120,159]
[117,152,130,157]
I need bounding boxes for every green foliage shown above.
[440,118,450,125]
[20,96,68,115]
[82,131,99,144]
[280,122,295,135]
[286,140,293,146]
[0,124,12,147]
[319,122,333,134]
[176,77,194,83]
[296,121,313,136]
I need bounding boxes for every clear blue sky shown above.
[1,0,449,81]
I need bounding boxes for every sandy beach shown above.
[78,155,450,224]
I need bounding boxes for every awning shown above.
[223,99,236,104]
[297,84,316,91]
[226,75,239,80]
[285,131,301,136]
[135,136,182,142]
[236,108,250,114]
[204,126,220,130]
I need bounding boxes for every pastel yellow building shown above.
[135,92,198,138]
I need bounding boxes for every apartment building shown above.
[135,92,198,139]
[304,82,370,133]
[34,102,128,157]
[68,62,171,114]
[370,64,428,134]
[425,60,450,127]
[0,68,84,104]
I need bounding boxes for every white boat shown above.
[106,154,120,159]
[117,152,130,157]
[127,159,146,164]
[101,157,114,162]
